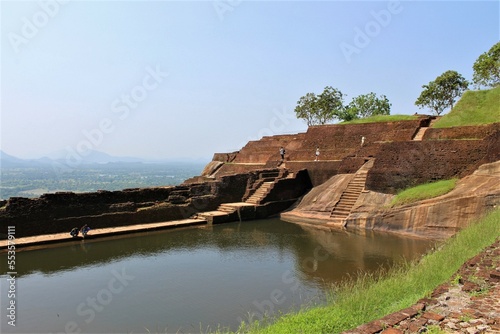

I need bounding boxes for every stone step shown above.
[338,197,357,202]
[338,200,358,205]
[412,127,428,141]
[333,207,353,213]
[250,191,266,196]
[331,209,350,215]
[337,202,357,207]
[218,205,237,213]
[198,210,229,217]
[339,195,357,200]
[251,191,266,196]
[331,213,349,218]
[330,159,374,218]
[332,207,351,213]
[245,179,276,204]
[341,194,361,199]
[248,195,263,200]
[341,193,360,198]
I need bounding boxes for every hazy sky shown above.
[1,1,498,161]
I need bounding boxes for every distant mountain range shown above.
[0,150,208,168]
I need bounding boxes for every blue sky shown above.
[1,1,498,161]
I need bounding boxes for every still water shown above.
[1,219,435,333]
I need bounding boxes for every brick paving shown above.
[344,239,500,333]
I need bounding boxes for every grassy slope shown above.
[389,179,458,207]
[433,86,500,128]
[236,208,500,334]
[339,114,418,124]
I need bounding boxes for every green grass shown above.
[339,114,418,124]
[389,179,458,207]
[228,208,500,334]
[433,86,500,128]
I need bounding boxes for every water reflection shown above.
[3,219,435,284]
[0,219,436,333]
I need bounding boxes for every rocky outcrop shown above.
[282,161,500,239]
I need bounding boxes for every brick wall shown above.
[424,123,500,140]
[0,172,254,238]
[227,120,422,165]
[366,131,500,193]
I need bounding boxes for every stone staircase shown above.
[245,182,274,204]
[330,159,374,219]
[195,202,255,224]
[217,203,238,214]
[412,127,428,141]
[413,118,439,141]
[243,169,285,205]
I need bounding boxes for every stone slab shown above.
[0,218,207,250]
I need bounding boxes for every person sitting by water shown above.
[70,227,79,238]
[80,224,91,238]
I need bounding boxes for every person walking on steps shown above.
[315,147,320,161]
[279,146,285,162]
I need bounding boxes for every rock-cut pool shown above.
[0,219,435,333]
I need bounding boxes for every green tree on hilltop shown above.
[473,41,500,88]
[294,86,345,126]
[315,86,345,124]
[415,70,469,115]
[344,92,391,121]
[294,92,318,126]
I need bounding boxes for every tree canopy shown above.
[294,87,393,125]
[472,41,500,88]
[415,70,469,115]
[344,93,391,121]
[294,86,345,126]
[294,93,318,127]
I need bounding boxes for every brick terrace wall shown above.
[215,163,267,177]
[366,131,500,193]
[285,161,342,186]
[288,120,423,161]
[209,120,424,168]
[262,169,312,202]
[424,123,500,140]
[232,134,305,164]
[212,152,238,162]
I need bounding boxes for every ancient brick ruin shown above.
[1,117,498,239]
